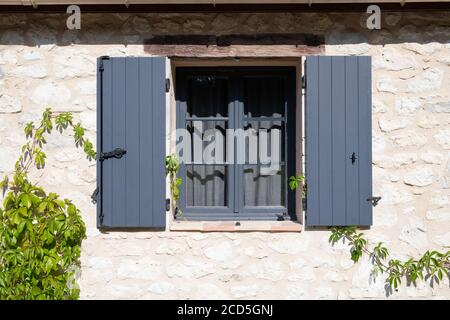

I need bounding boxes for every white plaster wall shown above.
[0,11,449,299]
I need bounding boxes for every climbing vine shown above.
[166,154,182,216]
[0,108,94,299]
[289,175,450,292]
[329,226,450,291]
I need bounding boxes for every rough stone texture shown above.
[0,11,449,300]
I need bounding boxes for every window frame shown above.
[175,67,296,221]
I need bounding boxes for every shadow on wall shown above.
[0,12,449,47]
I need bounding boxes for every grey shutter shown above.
[97,56,166,228]
[305,56,372,226]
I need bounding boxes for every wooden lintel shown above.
[145,33,324,47]
[144,44,324,57]
[144,33,324,57]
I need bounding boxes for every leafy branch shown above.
[329,226,450,291]
[166,154,182,216]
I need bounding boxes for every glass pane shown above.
[185,120,227,164]
[187,76,228,118]
[244,77,285,118]
[186,165,227,207]
[243,165,285,207]
[242,120,285,165]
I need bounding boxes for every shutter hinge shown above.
[166,198,171,211]
[302,198,307,211]
[92,187,102,225]
[99,148,127,162]
[98,56,110,72]
[99,212,104,226]
[367,196,382,207]
[91,187,99,204]
[165,78,170,93]
[302,75,306,89]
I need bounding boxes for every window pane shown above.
[243,165,285,207]
[185,120,227,164]
[244,77,285,118]
[187,76,228,117]
[186,165,228,207]
[242,120,285,164]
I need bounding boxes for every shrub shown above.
[0,108,95,299]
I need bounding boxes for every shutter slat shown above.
[345,57,360,225]
[125,58,140,226]
[139,58,153,227]
[151,59,167,227]
[306,56,372,227]
[101,58,114,227]
[318,57,333,225]
[305,57,320,226]
[358,57,373,226]
[331,57,347,226]
[112,58,127,227]
[97,56,167,228]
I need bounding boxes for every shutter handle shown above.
[99,148,127,162]
[350,152,357,164]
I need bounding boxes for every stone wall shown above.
[0,11,449,299]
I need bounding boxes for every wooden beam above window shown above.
[144,33,325,57]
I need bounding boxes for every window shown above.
[176,67,296,221]
[96,56,372,229]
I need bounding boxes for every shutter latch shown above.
[99,148,127,162]
[367,196,381,207]
[350,152,357,164]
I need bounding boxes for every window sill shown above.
[169,220,302,232]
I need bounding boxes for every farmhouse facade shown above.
[0,1,449,299]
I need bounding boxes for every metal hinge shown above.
[91,187,99,204]
[166,198,171,211]
[367,196,382,207]
[165,78,170,92]
[302,198,307,211]
[99,148,127,162]
[99,212,104,226]
[98,56,110,72]
[302,75,306,89]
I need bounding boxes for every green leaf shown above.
[37,201,47,213]
[14,220,27,238]
[18,206,28,217]
[288,175,304,191]
[21,194,32,209]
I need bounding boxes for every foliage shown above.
[0,108,94,300]
[329,226,450,291]
[166,154,182,216]
[289,174,305,195]
[289,177,450,292]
